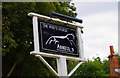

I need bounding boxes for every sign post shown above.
[28,12,85,77]
[57,57,67,76]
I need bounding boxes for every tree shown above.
[72,57,109,77]
[2,2,77,77]
[103,59,109,75]
[118,56,120,65]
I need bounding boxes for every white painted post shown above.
[77,27,84,59]
[32,16,39,52]
[57,57,67,77]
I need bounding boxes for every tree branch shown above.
[6,62,17,77]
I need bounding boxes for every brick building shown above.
[108,46,120,77]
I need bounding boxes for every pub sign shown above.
[39,21,78,56]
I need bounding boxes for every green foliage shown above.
[118,56,120,65]
[103,59,109,75]
[67,60,79,74]
[72,57,109,77]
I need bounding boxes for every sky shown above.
[72,1,119,60]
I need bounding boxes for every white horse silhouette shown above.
[45,34,75,46]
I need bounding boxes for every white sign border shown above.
[28,12,85,76]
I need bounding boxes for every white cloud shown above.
[72,1,119,60]
[81,11,118,60]
[74,2,118,17]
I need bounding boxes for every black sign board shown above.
[38,21,78,56]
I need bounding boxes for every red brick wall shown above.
[108,55,120,76]
[108,46,120,77]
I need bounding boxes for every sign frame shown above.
[28,12,85,76]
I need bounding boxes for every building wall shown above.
[108,55,120,76]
